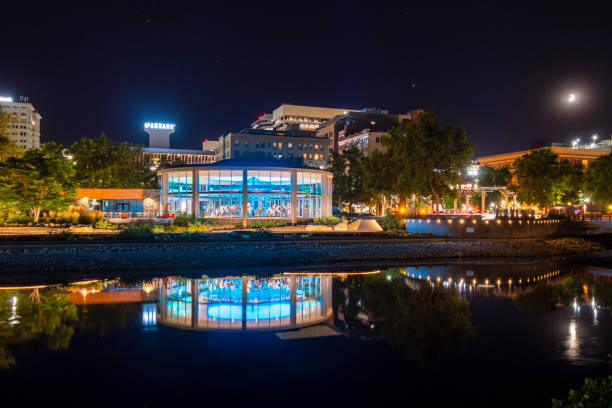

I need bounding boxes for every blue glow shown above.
[206,300,319,320]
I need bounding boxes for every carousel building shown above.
[158,158,333,225]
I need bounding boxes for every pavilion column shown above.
[192,169,198,217]
[481,191,486,214]
[242,169,248,227]
[290,275,297,327]
[191,279,199,329]
[241,276,248,330]
[291,170,297,225]
[453,198,457,214]
[465,192,469,212]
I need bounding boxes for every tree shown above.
[0,143,76,222]
[329,147,366,210]
[584,153,612,204]
[551,160,584,205]
[478,164,511,187]
[513,148,559,208]
[382,112,475,211]
[70,133,157,188]
[0,112,23,162]
[363,149,393,215]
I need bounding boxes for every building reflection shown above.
[158,274,333,331]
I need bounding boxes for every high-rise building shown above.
[0,96,42,149]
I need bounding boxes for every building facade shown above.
[216,129,330,168]
[0,96,42,149]
[74,188,160,218]
[317,108,423,152]
[477,145,611,169]
[159,158,333,226]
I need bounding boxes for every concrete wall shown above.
[405,218,564,239]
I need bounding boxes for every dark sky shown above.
[1,1,611,156]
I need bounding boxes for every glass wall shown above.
[199,170,243,192]
[246,277,292,329]
[167,171,193,193]
[167,194,192,214]
[247,194,291,217]
[197,278,243,330]
[247,170,291,192]
[297,172,322,218]
[199,194,242,217]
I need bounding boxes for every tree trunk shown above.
[430,186,440,214]
[32,207,42,223]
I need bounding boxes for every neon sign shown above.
[0,97,13,102]
[144,122,175,130]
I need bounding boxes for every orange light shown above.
[400,207,406,214]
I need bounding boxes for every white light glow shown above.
[568,93,576,102]
[0,96,13,102]
[144,122,175,130]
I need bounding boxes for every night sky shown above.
[1,1,611,156]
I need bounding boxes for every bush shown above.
[250,221,264,229]
[196,218,217,226]
[94,219,119,230]
[382,214,405,230]
[263,220,287,228]
[173,213,195,227]
[6,214,34,225]
[187,222,212,233]
[151,225,166,233]
[313,216,340,226]
[552,375,612,407]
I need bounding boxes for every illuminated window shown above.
[314,144,319,150]
[273,142,277,148]
[314,154,319,160]
[288,143,293,148]
[582,159,588,166]
[303,153,307,159]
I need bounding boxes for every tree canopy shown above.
[584,153,612,204]
[478,164,511,187]
[69,133,157,189]
[329,147,367,209]
[0,112,23,162]
[0,143,76,222]
[382,112,474,209]
[514,149,585,208]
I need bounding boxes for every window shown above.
[199,194,242,217]
[288,143,293,148]
[273,142,277,148]
[167,171,193,193]
[247,194,291,217]
[279,142,283,149]
[247,170,291,193]
[199,170,243,192]
[314,144,319,150]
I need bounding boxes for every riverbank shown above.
[0,236,603,276]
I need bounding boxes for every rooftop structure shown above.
[270,104,358,131]
[0,95,42,149]
[477,145,611,170]
[142,122,216,165]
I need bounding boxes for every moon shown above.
[568,93,576,102]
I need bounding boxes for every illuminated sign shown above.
[144,122,175,130]
[0,96,13,102]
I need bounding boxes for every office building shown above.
[216,129,330,168]
[0,96,42,149]
[318,108,424,152]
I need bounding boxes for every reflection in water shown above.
[0,262,611,372]
[334,268,474,368]
[159,275,333,330]
[0,290,78,370]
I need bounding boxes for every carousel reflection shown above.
[158,274,333,331]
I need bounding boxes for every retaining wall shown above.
[405,218,563,239]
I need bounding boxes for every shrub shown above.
[263,220,287,228]
[94,219,119,230]
[187,222,212,233]
[173,213,195,227]
[196,218,217,226]
[6,214,34,225]
[151,225,166,233]
[250,221,264,229]
[552,375,612,407]
[382,214,405,230]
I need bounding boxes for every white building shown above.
[270,104,358,131]
[0,96,42,149]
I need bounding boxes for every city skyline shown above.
[1,2,611,156]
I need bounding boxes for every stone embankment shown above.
[0,237,602,275]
